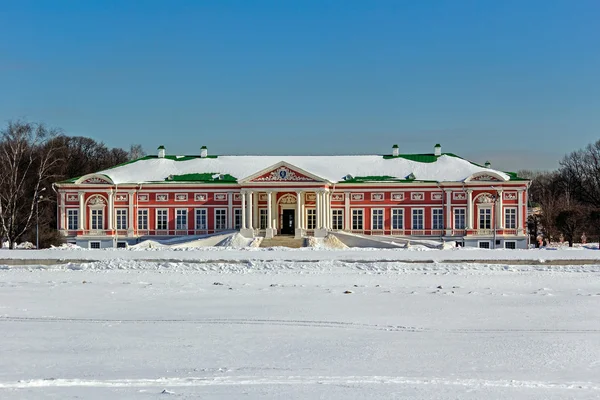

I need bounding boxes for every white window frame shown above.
[156,209,168,231]
[504,207,517,229]
[412,208,424,230]
[332,209,343,230]
[89,241,101,249]
[195,208,207,230]
[504,241,517,249]
[259,208,268,229]
[478,240,491,249]
[478,207,492,230]
[352,208,364,230]
[306,208,316,230]
[454,208,466,230]
[432,208,444,230]
[371,208,384,230]
[234,208,242,229]
[90,208,104,230]
[215,208,227,230]
[391,208,404,230]
[137,209,148,230]
[116,208,128,230]
[175,209,188,230]
[67,209,78,230]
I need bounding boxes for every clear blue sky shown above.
[1,0,598,171]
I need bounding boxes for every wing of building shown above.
[54,144,530,249]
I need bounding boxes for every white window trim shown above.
[371,208,384,230]
[137,208,149,230]
[351,208,365,230]
[175,208,188,230]
[504,207,518,229]
[67,208,79,230]
[155,208,169,231]
[233,208,242,229]
[504,240,517,249]
[478,240,492,249]
[453,207,466,230]
[214,208,227,230]
[116,208,128,230]
[306,208,316,230]
[332,208,344,230]
[258,208,268,229]
[431,208,444,230]
[478,206,493,229]
[89,241,101,249]
[391,208,404,230]
[90,208,104,230]
[411,208,425,230]
[195,208,208,230]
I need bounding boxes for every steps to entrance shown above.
[259,236,306,248]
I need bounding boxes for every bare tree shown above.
[0,121,63,248]
[559,140,600,208]
[555,208,585,247]
[128,144,146,160]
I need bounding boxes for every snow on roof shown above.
[91,154,511,185]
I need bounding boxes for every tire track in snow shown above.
[1,316,599,334]
[0,375,598,390]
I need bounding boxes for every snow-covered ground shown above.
[1,247,600,399]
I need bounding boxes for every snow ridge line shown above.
[0,375,598,390]
[2,316,599,334]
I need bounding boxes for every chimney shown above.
[200,146,208,158]
[157,145,166,158]
[434,143,441,157]
[485,161,491,168]
[392,144,399,157]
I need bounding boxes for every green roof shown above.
[165,173,237,183]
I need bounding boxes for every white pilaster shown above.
[241,191,247,229]
[266,191,274,238]
[227,192,233,229]
[496,189,503,229]
[445,190,452,235]
[59,192,66,233]
[253,192,259,230]
[517,189,524,234]
[128,190,135,236]
[107,191,114,230]
[316,190,322,229]
[466,189,473,230]
[248,191,254,229]
[78,191,85,230]
[295,191,303,238]
[344,192,350,231]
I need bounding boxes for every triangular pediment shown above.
[241,161,328,184]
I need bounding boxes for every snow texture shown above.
[95,154,509,184]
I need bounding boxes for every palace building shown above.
[54,144,530,249]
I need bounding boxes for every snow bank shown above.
[307,234,348,249]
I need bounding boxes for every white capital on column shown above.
[241,191,247,229]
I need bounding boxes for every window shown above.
[412,209,424,230]
[116,209,127,230]
[392,209,404,230]
[479,241,490,249]
[234,208,242,229]
[479,208,491,229]
[137,209,148,230]
[454,208,466,230]
[332,209,343,230]
[432,208,444,230]
[116,242,127,248]
[91,209,103,230]
[156,209,168,230]
[306,209,316,229]
[505,208,517,229]
[195,209,207,230]
[67,209,78,230]
[259,208,268,229]
[352,209,363,230]
[176,209,187,230]
[504,241,516,249]
[215,209,227,230]
[371,209,384,230]
[90,241,100,249]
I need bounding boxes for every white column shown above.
[496,189,503,229]
[78,191,85,230]
[128,190,135,235]
[247,191,253,229]
[253,192,259,230]
[267,192,273,229]
[107,191,114,230]
[316,190,322,229]
[227,192,233,229]
[466,189,473,230]
[517,189,524,234]
[241,191,247,229]
[59,192,66,232]
[445,190,452,233]
[325,191,331,229]
[271,192,278,231]
[344,192,350,230]
[296,191,303,229]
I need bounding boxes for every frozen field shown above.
[1,247,600,399]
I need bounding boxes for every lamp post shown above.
[35,187,46,249]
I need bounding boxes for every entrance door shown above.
[281,209,295,235]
